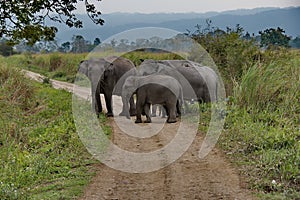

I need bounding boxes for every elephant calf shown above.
[122,75,183,123]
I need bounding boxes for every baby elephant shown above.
[122,75,183,123]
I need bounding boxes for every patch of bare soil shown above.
[79,115,256,200]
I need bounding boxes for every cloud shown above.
[95,0,300,14]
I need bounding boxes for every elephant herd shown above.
[78,56,218,123]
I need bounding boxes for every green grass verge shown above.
[0,51,183,84]
[0,53,87,83]
[218,50,300,199]
[0,65,104,199]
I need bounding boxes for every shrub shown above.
[222,50,300,197]
[233,52,300,121]
[49,53,62,71]
[0,64,34,109]
[190,24,260,95]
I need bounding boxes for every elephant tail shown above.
[215,81,218,102]
[178,85,184,114]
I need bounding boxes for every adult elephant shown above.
[138,59,218,103]
[78,56,136,117]
[122,74,183,123]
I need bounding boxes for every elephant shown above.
[78,56,136,117]
[122,74,183,123]
[138,59,218,103]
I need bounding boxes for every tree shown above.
[0,0,104,45]
[93,38,101,46]
[0,39,14,56]
[71,35,91,53]
[58,42,71,53]
[289,37,300,49]
[189,22,260,95]
[259,27,291,48]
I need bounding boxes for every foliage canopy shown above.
[259,27,291,48]
[0,0,104,45]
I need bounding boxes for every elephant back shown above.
[139,59,217,102]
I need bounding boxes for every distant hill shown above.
[52,7,300,43]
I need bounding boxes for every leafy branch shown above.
[0,0,104,45]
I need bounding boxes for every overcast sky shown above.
[78,0,300,14]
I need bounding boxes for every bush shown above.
[0,64,34,109]
[190,24,260,95]
[49,53,62,71]
[221,50,300,197]
[233,51,300,121]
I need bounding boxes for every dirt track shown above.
[25,70,256,200]
[79,117,255,200]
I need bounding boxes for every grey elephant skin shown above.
[78,56,136,117]
[122,75,183,123]
[138,59,218,103]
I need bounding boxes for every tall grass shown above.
[221,50,300,198]
[233,51,300,121]
[2,53,87,83]
[0,64,34,109]
[122,51,183,66]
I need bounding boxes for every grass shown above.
[194,49,300,199]
[122,51,183,66]
[218,49,300,199]
[0,53,87,83]
[0,64,104,199]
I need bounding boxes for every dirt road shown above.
[79,118,255,200]
[25,71,256,200]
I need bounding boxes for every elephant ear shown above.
[78,60,89,76]
[104,63,114,77]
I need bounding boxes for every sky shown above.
[77,0,300,14]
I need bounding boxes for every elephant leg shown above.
[176,100,181,117]
[141,107,146,116]
[167,103,177,123]
[163,105,169,117]
[151,105,157,117]
[129,95,136,116]
[135,97,143,123]
[119,95,136,117]
[161,105,166,118]
[121,96,130,119]
[144,103,151,123]
[94,84,102,117]
[104,91,113,117]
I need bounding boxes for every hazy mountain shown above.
[53,7,300,43]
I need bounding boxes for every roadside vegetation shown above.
[190,24,300,198]
[1,24,299,199]
[0,64,105,199]
[1,53,86,83]
[222,50,300,199]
